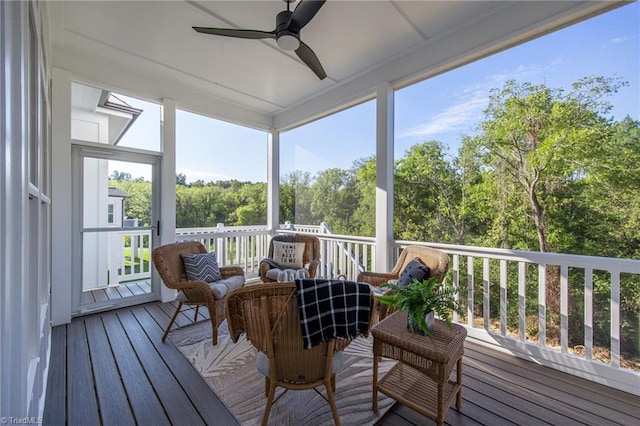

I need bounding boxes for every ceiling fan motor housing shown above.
[275,10,300,50]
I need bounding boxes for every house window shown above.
[107,204,115,224]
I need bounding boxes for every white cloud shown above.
[610,36,629,44]
[398,94,488,139]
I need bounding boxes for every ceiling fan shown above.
[193,0,327,80]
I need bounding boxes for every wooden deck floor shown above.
[43,301,640,426]
[82,280,152,304]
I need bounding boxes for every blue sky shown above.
[117,2,638,184]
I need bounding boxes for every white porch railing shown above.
[391,240,640,396]
[111,229,152,284]
[277,229,376,281]
[176,224,271,277]
[112,223,639,395]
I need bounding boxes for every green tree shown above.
[350,156,376,237]
[394,141,462,243]
[109,179,152,226]
[311,168,359,234]
[280,171,315,225]
[471,77,626,253]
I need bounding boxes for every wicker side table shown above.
[371,311,467,426]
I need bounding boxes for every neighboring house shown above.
[72,87,141,290]
[107,187,128,227]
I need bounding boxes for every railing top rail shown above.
[177,229,271,239]
[395,240,640,273]
[276,229,376,244]
[177,225,269,234]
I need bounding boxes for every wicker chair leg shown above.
[456,357,463,410]
[193,306,199,322]
[325,381,341,426]
[261,381,277,426]
[331,374,336,392]
[210,314,218,346]
[437,381,445,426]
[264,377,270,397]
[162,302,183,342]
[378,304,389,321]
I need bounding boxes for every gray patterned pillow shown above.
[181,252,222,283]
[397,257,431,287]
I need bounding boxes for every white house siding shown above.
[82,158,110,290]
[1,0,52,420]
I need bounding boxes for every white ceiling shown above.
[49,0,626,130]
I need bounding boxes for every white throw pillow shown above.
[272,241,305,269]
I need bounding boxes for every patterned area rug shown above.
[169,320,396,425]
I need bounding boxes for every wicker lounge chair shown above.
[357,245,450,320]
[152,241,245,345]
[259,234,321,282]
[225,282,373,426]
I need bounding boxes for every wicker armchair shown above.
[357,245,450,320]
[259,234,321,282]
[152,241,245,345]
[226,282,372,426]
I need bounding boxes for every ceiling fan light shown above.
[277,34,299,51]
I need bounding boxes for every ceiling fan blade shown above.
[193,27,276,40]
[289,0,326,31]
[295,41,326,80]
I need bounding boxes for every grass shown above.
[123,247,150,275]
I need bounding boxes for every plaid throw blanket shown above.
[295,279,372,349]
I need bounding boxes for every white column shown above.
[1,0,27,412]
[51,67,73,326]
[375,82,394,272]
[159,98,177,302]
[267,130,280,233]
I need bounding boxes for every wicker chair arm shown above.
[179,280,214,304]
[307,260,319,278]
[220,266,244,278]
[259,261,275,282]
[356,271,397,287]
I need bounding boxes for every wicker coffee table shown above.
[371,311,467,426]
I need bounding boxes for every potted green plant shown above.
[376,276,459,336]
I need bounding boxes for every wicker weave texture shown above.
[152,241,245,345]
[357,245,450,288]
[371,311,466,426]
[226,282,366,425]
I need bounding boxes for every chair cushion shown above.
[397,257,431,287]
[181,252,222,282]
[255,350,345,376]
[265,268,310,281]
[176,275,244,302]
[272,241,306,269]
[208,275,245,299]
